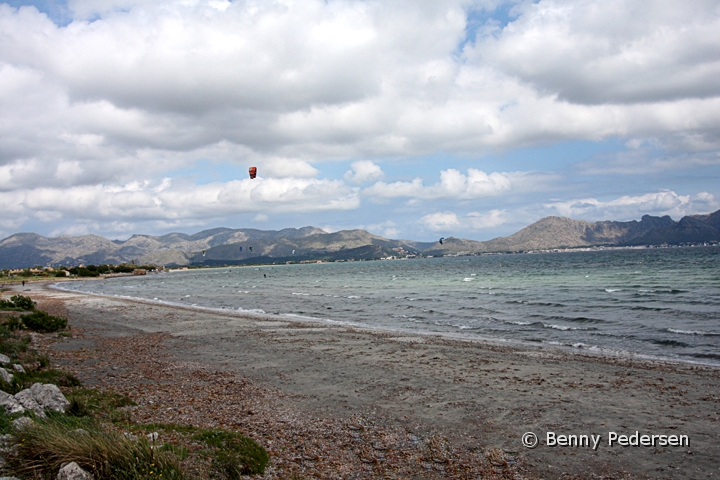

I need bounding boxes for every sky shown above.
[0,0,719,242]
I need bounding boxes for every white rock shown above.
[14,389,46,418]
[57,461,94,480]
[30,383,70,413]
[0,391,24,414]
[12,417,32,429]
[0,433,14,448]
[11,364,24,374]
[0,354,10,365]
[0,368,12,384]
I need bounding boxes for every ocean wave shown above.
[688,352,720,360]
[650,339,690,348]
[530,315,607,324]
[605,288,622,293]
[542,323,596,331]
[629,305,670,311]
[668,328,720,336]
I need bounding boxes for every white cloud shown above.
[366,220,397,239]
[0,0,718,239]
[364,168,516,200]
[0,176,360,228]
[420,209,506,232]
[544,191,718,221]
[344,160,384,184]
[474,0,720,105]
[260,158,319,179]
[420,211,460,231]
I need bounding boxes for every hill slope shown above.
[1,210,718,269]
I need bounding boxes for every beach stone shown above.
[14,389,46,418]
[0,391,24,414]
[0,354,10,365]
[0,434,13,449]
[11,364,24,373]
[57,461,94,480]
[30,383,70,413]
[12,417,32,429]
[0,368,12,383]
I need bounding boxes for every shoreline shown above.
[7,283,720,478]
[48,280,720,370]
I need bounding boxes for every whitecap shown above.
[463,278,474,282]
[605,288,622,293]
[668,328,720,336]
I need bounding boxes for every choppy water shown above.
[56,246,720,366]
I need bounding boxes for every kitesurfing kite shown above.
[202,249,206,256]
[249,246,253,252]
[239,246,243,252]
[249,167,257,179]
[439,237,444,245]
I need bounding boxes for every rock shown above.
[11,364,24,374]
[0,434,13,449]
[0,391,24,415]
[14,389,46,418]
[12,417,32,429]
[30,383,70,413]
[57,461,94,480]
[0,368,12,383]
[0,354,10,365]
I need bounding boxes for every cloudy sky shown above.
[1,0,719,241]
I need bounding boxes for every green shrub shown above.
[194,429,269,477]
[20,311,67,333]
[4,316,23,331]
[0,294,36,311]
[10,295,36,310]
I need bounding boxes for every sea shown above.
[55,246,720,366]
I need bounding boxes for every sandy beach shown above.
[9,282,720,479]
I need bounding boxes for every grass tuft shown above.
[193,429,269,477]
[5,413,186,480]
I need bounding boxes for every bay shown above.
[56,246,720,366]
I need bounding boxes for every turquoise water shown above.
[57,246,720,366]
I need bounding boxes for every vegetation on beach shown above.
[0,301,269,479]
[0,294,36,311]
[0,262,160,282]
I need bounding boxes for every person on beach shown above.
[22,281,25,286]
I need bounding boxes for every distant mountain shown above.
[1,210,718,269]
[0,227,326,269]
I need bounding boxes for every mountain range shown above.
[1,209,719,270]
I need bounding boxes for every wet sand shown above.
[13,283,720,478]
